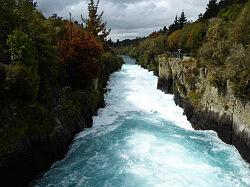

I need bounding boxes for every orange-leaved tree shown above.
[59,21,103,89]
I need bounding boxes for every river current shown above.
[36,56,250,187]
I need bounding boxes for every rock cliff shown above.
[157,54,250,162]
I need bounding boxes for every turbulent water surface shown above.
[36,56,250,187]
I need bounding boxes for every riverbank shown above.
[0,53,123,186]
[157,55,250,163]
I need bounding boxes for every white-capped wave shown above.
[82,58,193,137]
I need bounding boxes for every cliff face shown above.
[157,55,250,162]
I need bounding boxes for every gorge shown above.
[1,0,249,186]
[35,56,250,187]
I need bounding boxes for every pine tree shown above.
[168,12,187,36]
[174,15,179,28]
[198,13,203,20]
[168,15,180,35]
[82,0,110,41]
[203,0,219,20]
[163,26,168,34]
[179,11,187,28]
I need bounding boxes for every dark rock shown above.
[157,77,173,94]
[0,125,82,186]
[171,91,250,163]
[232,124,250,162]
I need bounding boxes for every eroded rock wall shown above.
[157,54,250,162]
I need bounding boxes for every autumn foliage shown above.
[167,30,181,51]
[59,22,103,89]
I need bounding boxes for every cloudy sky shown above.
[36,0,209,41]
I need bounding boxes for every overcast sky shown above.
[36,0,209,41]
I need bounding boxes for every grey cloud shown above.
[36,0,83,15]
[36,0,209,40]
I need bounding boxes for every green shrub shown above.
[148,59,159,75]
[7,29,37,66]
[231,78,249,100]
[5,64,39,101]
[207,70,227,95]
[179,22,207,52]
[101,53,123,73]
[199,19,230,66]
[219,4,243,22]
[188,90,201,106]
[230,0,250,46]
[0,104,55,157]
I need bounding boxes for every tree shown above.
[0,0,17,64]
[179,22,207,52]
[231,0,250,46]
[167,30,181,51]
[203,0,219,20]
[82,0,110,41]
[168,15,180,35]
[198,13,203,20]
[168,12,187,36]
[7,29,37,66]
[59,22,103,89]
[179,11,187,28]
[162,26,168,34]
[218,0,247,10]
[15,0,37,29]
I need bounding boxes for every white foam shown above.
[78,60,193,140]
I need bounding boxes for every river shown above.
[35,56,250,187]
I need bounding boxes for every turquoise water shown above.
[36,56,250,187]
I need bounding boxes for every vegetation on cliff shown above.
[115,0,249,100]
[0,0,123,185]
